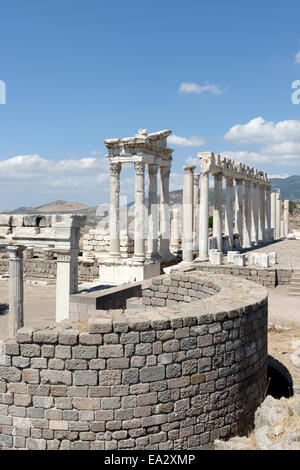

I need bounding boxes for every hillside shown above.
[271,175,300,201]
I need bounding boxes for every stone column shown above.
[213,173,223,252]
[271,192,276,234]
[251,183,259,245]
[224,176,234,249]
[259,184,266,243]
[146,164,159,259]
[284,200,289,237]
[170,207,180,254]
[193,174,200,250]
[275,190,281,240]
[55,249,78,322]
[109,162,121,258]
[8,245,25,337]
[243,181,252,248]
[235,179,243,247]
[182,166,195,263]
[265,186,272,241]
[198,170,209,261]
[159,166,171,258]
[133,162,146,261]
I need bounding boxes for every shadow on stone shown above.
[0,303,8,316]
[267,355,293,399]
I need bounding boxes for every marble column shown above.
[170,207,180,254]
[284,199,289,237]
[243,181,252,248]
[265,186,272,241]
[235,179,243,247]
[159,167,171,258]
[251,183,259,245]
[182,166,195,263]
[193,174,200,250]
[133,162,146,261]
[146,164,159,259]
[275,190,281,240]
[198,170,209,261]
[213,173,223,252]
[271,191,276,238]
[109,162,121,258]
[55,249,78,322]
[8,245,25,337]
[259,185,266,243]
[224,176,234,249]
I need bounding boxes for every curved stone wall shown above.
[0,271,268,450]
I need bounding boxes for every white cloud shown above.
[90,150,102,155]
[224,117,300,145]
[168,134,206,147]
[269,173,289,179]
[179,81,226,95]
[295,51,300,64]
[223,117,300,166]
[0,154,109,187]
[185,156,200,167]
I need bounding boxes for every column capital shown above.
[134,161,145,175]
[193,173,200,184]
[160,166,170,178]
[213,172,223,181]
[234,177,243,183]
[183,165,195,173]
[55,249,72,262]
[109,162,121,176]
[7,245,26,259]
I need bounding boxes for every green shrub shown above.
[289,201,297,213]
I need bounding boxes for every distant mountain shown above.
[10,200,89,214]
[169,175,300,204]
[270,175,300,201]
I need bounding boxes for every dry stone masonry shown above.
[0,271,268,450]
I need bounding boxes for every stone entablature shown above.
[0,214,86,250]
[198,152,270,186]
[0,272,267,450]
[105,129,173,167]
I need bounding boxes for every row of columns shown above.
[183,167,274,262]
[109,162,171,262]
[271,190,289,238]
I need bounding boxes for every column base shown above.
[195,256,209,262]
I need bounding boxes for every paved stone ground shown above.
[241,238,300,268]
[0,281,56,342]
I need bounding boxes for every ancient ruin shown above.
[0,129,299,450]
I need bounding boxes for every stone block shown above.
[140,366,165,383]
[40,370,72,385]
[58,330,79,345]
[0,366,22,382]
[233,254,246,267]
[73,371,98,386]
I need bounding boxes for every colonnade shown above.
[183,153,273,262]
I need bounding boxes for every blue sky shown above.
[0,0,300,209]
